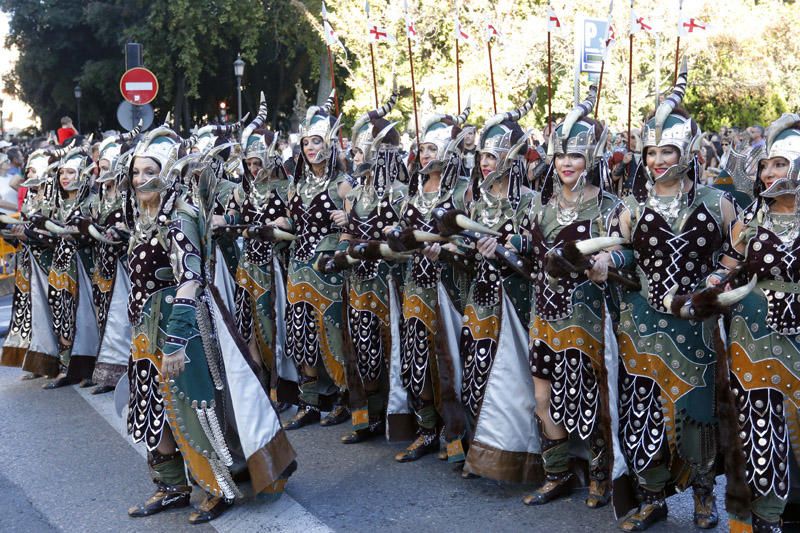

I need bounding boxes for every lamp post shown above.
[73,85,82,131]
[233,54,245,121]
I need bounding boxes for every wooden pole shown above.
[673,36,680,85]
[547,31,552,134]
[455,39,462,113]
[326,44,344,148]
[408,37,420,149]
[596,60,605,119]
[627,32,633,149]
[369,43,379,107]
[488,40,497,114]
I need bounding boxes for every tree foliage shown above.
[2,0,798,136]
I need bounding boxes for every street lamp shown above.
[73,85,82,131]
[233,54,245,121]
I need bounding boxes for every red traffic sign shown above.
[119,67,159,105]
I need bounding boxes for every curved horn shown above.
[0,214,24,225]
[574,236,627,256]
[202,141,238,163]
[455,213,502,236]
[370,121,399,152]
[241,92,269,146]
[654,57,688,143]
[48,140,76,159]
[454,96,472,125]
[119,119,143,142]
[504,90,537,122]
[44,220,72,235]
[445,128,470,156]
[561,85,597,146]
[163,111,172,127]
[88,224,120,245]
[169,152,202,177]
[368,77,398,120]
[322,88,336,113]
[412,230,448,242]
[271,227,297,241]
[716,275,758,307]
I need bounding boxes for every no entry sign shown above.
[119,67,159,105]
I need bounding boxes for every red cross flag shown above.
[629,8,654,35]
[547,5,562,33]
[485,21,503,43]
[602,23,616,60]
[403,0,418,42]
[455,16,473,44]
[678,16,710,37]
[321,1,344,49]
[369,24,396,43]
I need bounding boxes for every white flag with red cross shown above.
[455,16,473,44]
[403,0,418,42]
[547,5,562,33]
[629,8,654,35]
[602,23,617,60]
[485,21,503,43]
[368,23,396,43]
[321,1,344,49]
[678,16,711,37]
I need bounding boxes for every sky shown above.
[0,12,38,134]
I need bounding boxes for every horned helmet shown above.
[753,113,800,199]
[298,89,341,166]
[640,57,702,182]
[416,100,471,175]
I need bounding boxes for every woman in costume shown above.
[522,87,625,508]
[0,147,64,372]
[233,101,297,405]
[713,113,800,532]
[456,93,541,482]
[282,92,353,430]
[125,125,296,523]
[391,104,472,462]
[614,61,737,530]
[44,144,100,389]
[89,130,138,394]
[335,88,409,444]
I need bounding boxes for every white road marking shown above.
[75,386,331,533]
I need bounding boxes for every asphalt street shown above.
[0,361,728,532]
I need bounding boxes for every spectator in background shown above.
[284,144,301,176]
[56,116,78,145]
[5,148,26,210]
[747,124,765,149]
[0,154,20,213]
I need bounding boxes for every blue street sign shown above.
[580,17,609,74]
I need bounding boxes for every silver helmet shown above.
[350,84,399,177]
[640,57,702,182]
[129,126,182,194]
[548,85,608,172]
[298,89,341,165]
[417,100,471,175]
[757,113,800,198]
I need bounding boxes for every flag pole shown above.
[627,2,634,147]
[596,60,605,120]
[547,30,552,134]
[326,43,344,148]
[673,36,680,85]
[455,38,462,113]
[369,43,380,107]
[674,0,683,85]
[407,36,420,150]
[487,38,497,114]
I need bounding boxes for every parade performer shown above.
[336,88,410,444]
[232,101,298,404]
[125,126,296,523]
[456,92,542,482]
[88,131,138,394]
[283,93,353,429]
[523,87,626,508]
[615,62,737,530]
[714,113,800,532]
[18,150,62,379]
[44,144,100,389]
[391,104,472,462]
[0,148,59,370]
